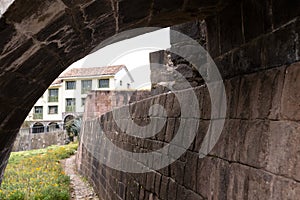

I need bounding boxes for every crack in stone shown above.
[206,154,300,184]
[110,0,119,33]
[147,0,155,26]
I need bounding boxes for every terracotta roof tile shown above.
[51,78,62,85]
[59,65,125,78]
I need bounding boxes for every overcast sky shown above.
[66,28,171,89]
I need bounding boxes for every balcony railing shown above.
[66,105,76,112]
[33,113,43,119]
[81,88,91,94]
[48,96,58,102]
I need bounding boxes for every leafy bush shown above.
[65,117,81,142]
[34,187,69,200]
[0,143,78,200]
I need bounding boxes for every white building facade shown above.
[25,65,134,133]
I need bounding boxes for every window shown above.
[120,80,122,86]
[81,98,86,107]
[66,81,76,90]
[66,98,76,112]
[33,106,43,119]
[34,106,43,113]
[99,79,109,88]
[81,80,92,94]
[48,106,58,114]
[48,89,58,102]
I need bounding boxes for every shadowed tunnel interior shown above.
[1,0,300,199]
[0,0,226,182]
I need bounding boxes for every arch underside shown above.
[0,0,226,183]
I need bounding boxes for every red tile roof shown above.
[59,65,125,78]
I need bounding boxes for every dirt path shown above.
[61,155,100,200]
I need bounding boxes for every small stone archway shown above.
[64,115,75,128]
[31,122,45,134]
[47,122,60,132]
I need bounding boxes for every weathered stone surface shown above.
[272,0,300,28]
[1,0,300,199]
[209,119,240,161]
[219,2,244,54]
[281,62,300,120]
[266,121,300,181]
[242,0,272,42]
[170,20,201,44]
[231,38,263,75]
[236,120,269,168]
[223,77,240,118]
[206,15,220,58]
[13,131,66,152]
[261,23,297,68]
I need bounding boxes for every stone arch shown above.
[0,0,226,184]
[64,115,75,128]
[31,122,44,134]
[47,122,60,132]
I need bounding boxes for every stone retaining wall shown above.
[76,0,300,199]
[12,130,66,152]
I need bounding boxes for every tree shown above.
[65,117,81,143]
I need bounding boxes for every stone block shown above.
[165,118,175,143]
[196,157,216,197]
[146,173,156,192]
[159,176,169,200]
[226,163,250,199]
[206,15,220,58]
[0,18,17,56]
[201,86,211,119]
[80,0,111,21]
[154,173,161,195]
[170,20,200,43]
[219,2,244,54]
[234,67,285,120]
[170,159,185,185]
[271,176,300,199]
[118,0,151,25]
[164,93,174,117]
[214,52,234,79]
[184,189,204,200]
[281,62,300,120]
[169,93,181,118]
[193,120,209,153]
[183,151,198,191]
[265,121,300,181]
[272,0,300,28]
[167,178,178,199]
[256,67,285,120]
[247,167,273,199]
[261,23,297,68]
[236,73,259,119]
[209,119,240,161]
[196,157,230,199]
[153,0,184,17]
[231,37,263,75]
[223,77,240,119]
[242,0,272,42]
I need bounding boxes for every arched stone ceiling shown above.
[0,0,226,181]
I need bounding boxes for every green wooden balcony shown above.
[66,105,76,112]
[33,113,43,119]
[48,96,58,102]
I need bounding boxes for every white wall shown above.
[25,72,134,124]
[26,85,62,122]
[114,68,133,90]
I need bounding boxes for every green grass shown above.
[0,143,78,200]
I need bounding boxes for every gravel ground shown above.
[61,155,100,200]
